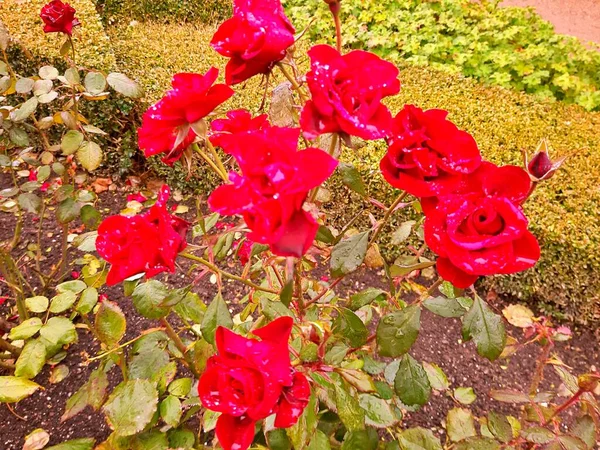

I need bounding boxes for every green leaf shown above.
[267,428,292,450]
[160,395,182,428]
[84,71,107,94]
[557,436,588,450]
[9,318,43,340]
[76,287,98,315]
[280,279,294,307]
[95,300,126,347]
[333,373,365,431]
[173,292,205,324]
[324,341,349,365]
[339,162,367,196]
[15,340,46,379]
[521,426,555,444]
[80,205,102,230]
[37,166,51,182]
[447,408,477,442]
[39,66,59,80]
[287,393,319,450]
[488,412,513,443]
[167,429,195,449]
[49,291,77,314]
[398,427,443,450]
[454,437,501,450]
[128,348,170,381]
[62,367,108,421]
[307,430,331,450]
[454,387,476,405]
[394,354,431,407]
[107,72,143,98]
[132,280,170,319]
[77,141,103,171]
[359,394,398,428]
[571,415,596,449]
[168,378,192,397]
[377,305,421,357]
[103,379,158,436]
[330,231,370,277]
[423,296,469,318]
[422,362,449,391]
[9,127,30,147]
[349,288,386,311]
[201,292,233,345]
[11,97,38,122]
[45,438,95,450]
[56,198,81,224]
[316,225,335,244]
[0,376,41,402]
[18,193,42,214]
[341,430,378,450]
[333,307,368,347]
[391,220,416,245]
[39,317,76,346]
[61,130,84,155]
[338,368,376,392]
[49,364,69,384]
[462,296,506,361]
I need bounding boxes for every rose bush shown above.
[0,1,599,450]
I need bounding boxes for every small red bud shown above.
[324,0,341,14]
[524,139,566,181]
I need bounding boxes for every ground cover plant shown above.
[0,0,599,449]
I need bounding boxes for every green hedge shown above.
[283,0,600,111]
[96,0,230,24]
[107,21,600,325]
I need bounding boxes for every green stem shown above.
[309,133,338,203]
[276,63,309,102]
[417,278,444,303]
[0,248,28,322]
[192,143,228,182]
[369,191,408,245]
[205,138,228,180]
[9,168,23,251]
[67,35,79,122]
[179,252,279,294]
[160,316,200,379]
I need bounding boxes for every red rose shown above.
[380,105,482,198]
[210,109,270,151]
[300,45,401,141]
[424,163,540,288]
[96,185,189,285]
[199,317,310,450]
[211,0,295,85]
[40,0,80,36]
[138,68,234,165]
[208,126,338,257]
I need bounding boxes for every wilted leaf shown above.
[423,362,449,391]
[398,427,443,450]
[61,130,84,155]
[84,71,107,95]
[488,411,513,443]
[490,389,530,403]
[521,426,555,444]
[77,141,102,171]
[56,198,81,223]
[571,415,596,449]
[49,364,70,384]
[9,127,30,146]
[16,77,34,94]
[454,387,476,405]
[62,367,108,421]
[23,428,50,450]
[18,193,42,214]
[40,66,59,80]
[502,304,535,328]
[45,439,95,450]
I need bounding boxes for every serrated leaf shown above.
[489,389,530,403]
[40,317,77,346]
[128,348,170,381]
[349,288,386,311]
[15,340,46,379]
[77,141,102,171]
[423,296,469,318]
[462,296,506,361]
[45,438,95,450]
[571,415,596,449]
[9,318,43,340]
[521,427,555,444]
[9,127,30,146]
[392,220,416,245]
[132,280,170,319]
[49,291,77,313]
[173,292,205,324]
[57,280,86,294]
[332,374,365,431]
[316,225,335,244]
[61,130,84,155]
[56,198,81,223]
[557,436,588,450]
[76,287,99,315]
[95,300,126,347]
[201,292,233,345]
[160,395,182,428]
[339,162,367,196]
[423,362,449,391]
[267,428,292,450]
[11,97,38,122]
[359,394,398,428]
[398,427,443,450]
[330,231,369,277]
[168,378,192,397]
[454,437,501,450]
[103,379,158,436]
[287,393,319,450]
[62,367,108,421]
[18,193,42,214]
[0,376,41,402]
[394,354,431,407]
[488,411,513,443]
[377,305,421,357]
[333,307,368,347]
[454,387,476,405]
[447,408,477,442]
[107,72,143,98]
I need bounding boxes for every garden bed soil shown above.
[0,180,599,449]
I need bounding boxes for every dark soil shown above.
[0,176,599,449]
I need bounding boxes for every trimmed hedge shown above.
[108,21,600,324]
[0,0,116,70]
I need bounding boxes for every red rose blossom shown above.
[424,163,540,288]
[40,0,80,36]
[210,109,270,152]
[300,45,401,141]
[380,105,482,198]
[138,68,234,165]
[211,0,296,85]
[199,317,310,450]
[96,185,189,285]
[208,126,338,257]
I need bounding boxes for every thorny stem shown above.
[276,62,309,103]
[529,341,553,396]
[543,389,585,425]
[309,133,338,203]
[160,316,201,379]
[179,252,279,294]
[192,143,228,182]
[305,277,343,308]
[369,191,408,245]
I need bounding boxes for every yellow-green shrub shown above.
[108,21,600,324]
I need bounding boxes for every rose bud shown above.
[578,373,600,392]
[323,0,341,13]
[524,139,566,181]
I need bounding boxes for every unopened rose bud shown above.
[524,138,566,181]
[578,373,600,392]
[323,0,341,14]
